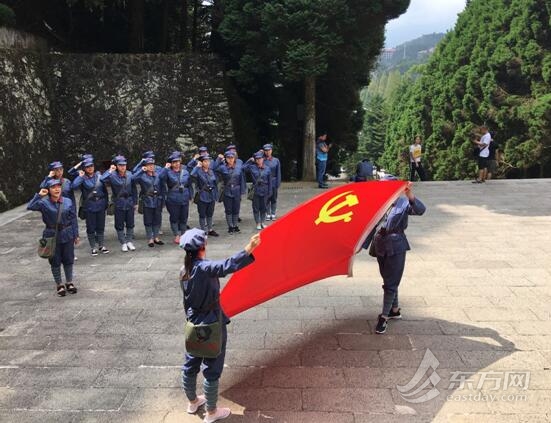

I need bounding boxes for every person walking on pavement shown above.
[180,228,260,422]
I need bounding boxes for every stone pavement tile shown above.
[93,367,179,388]
[334,306,374,320]
[0,349,75,366]
[300,349,381,368]
[527,305,551,321]
[379,350,465,369]
[392,389,493,415]
[232,307,268,320]
[380,320,443,335]
[0,387,44,409]
[0,411,80,423]
[337,334,413,351]
[302,388,394,413]
[0,320,38,337]
[326,286,368,297]
[463,307,539,322]
[520,370,551,389]
[0,335,52,350]
[391,307,470,322]
[453,260,512,269]
[485,389,551,415]
[44,334,150,350]
[360,295,428,308]
[500,334,551,351]
[423,296,488,307]
[143,350,182,366]
[226,332,265,350]
[114,297,181,311]
[96,320,180,335]
[458,351,550,370]
[71,411,169,422]
[246,411,355,423]
[218,366,263,390]
[27,319,102,336]
[231,319,302,334]
[437,321,517,336]
[34,388,128,411]
[267,307,336,320]
[9,367,102,388]
[142,334,185,350]
[226,349,300,367]
[264,333,339,350]
[447,285,515,297]
[537,351,551,366]
[0,368,15,386]
[409,335,515,351]
[74,349,150,368]
[354,414,434,423]
[261,367,345,388]
[299,295,363,307]
[220,387,303,411]
[301,319,370,334]
[120,387,186,411]
[257,296,300,308]
[434,415,522,423]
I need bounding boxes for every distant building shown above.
[381,48,397,61]
[417,47,436,59]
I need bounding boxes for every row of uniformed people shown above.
[32,144,281,253]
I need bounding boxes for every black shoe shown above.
[228,227,234,234]
[238,217,242,222]
[208,230,219,237]
[65,283,77,294]
[148,241,155,247]
[388,308,402,320]
[375,315,388,334]
[154,239,164,245]
[233,226,240,233]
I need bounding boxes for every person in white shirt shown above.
[472,126,491,183]
[409,136,427,181]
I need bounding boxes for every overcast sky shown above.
[385,0,467,47]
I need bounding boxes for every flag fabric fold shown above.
[220,181,407,317]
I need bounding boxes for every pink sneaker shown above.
[187,395,206,414]
[204,407,231,422]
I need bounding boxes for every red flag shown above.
[220,181,407,317]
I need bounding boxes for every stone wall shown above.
[0,51,233,211]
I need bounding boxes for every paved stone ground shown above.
[1,179,551,423]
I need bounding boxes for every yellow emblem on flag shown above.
[315,191,359,225]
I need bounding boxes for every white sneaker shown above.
[265,215,272,221]
[187,394,206,414]
[121,243,128,252]
[204,407,231,423]
[271,214,277,220]
[126,241,136,251]
[256,224,262,230]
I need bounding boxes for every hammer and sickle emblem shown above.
[315,191,359,225]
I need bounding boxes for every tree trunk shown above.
[128,0,145,52]
[179,0,189,51]
[302,75,316,181]
[191,0,198,52]
[160,0,170,52]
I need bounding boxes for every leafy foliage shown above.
[381,0,551,179]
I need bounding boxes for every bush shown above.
[0,4,16,28]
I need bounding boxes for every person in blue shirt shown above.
[132,150,163,174]
[41,161,80,246]
[134,157,166,247]
[215,150,246,234]
[225,144,243,166]
[67,154,94,178]
[71,159,110,256]
[315,133,332,189]
[244,151,272,230]
[370,180,426,334]
[191,156,219,237]
[159,152,193,245]
[352,159,375,182]
[101,156,138,252]
[262,143,281,221]
[27,179,79,297]
[187,146,209,172]
[179,228,260,422]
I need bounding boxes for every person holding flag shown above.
[180,229,260,422]
[370,181,426,334]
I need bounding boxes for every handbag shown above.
[38,201,63,259]
[247,185,254,201]
[184,313,222,358]
[78,206,86,220]
[193,191,200,205]
[137,194,144,214]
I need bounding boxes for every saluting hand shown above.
[78,170,85,177]
[39,188,49,196]
[165,163,171,169]
[109,164,116,172]
[245,233,261,255]
[404,182,415,200]
[48,171,55,178]
[142,166,147,172]
[193,154,200,160]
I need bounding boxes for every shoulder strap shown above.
[53,201,64,238]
